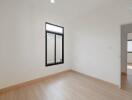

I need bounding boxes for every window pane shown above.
[46,24,63,33]
[128,41,132,52]
[47,33,55,64]
[56,35,62,62]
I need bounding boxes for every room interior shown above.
[1,0,132,100]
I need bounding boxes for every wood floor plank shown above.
[0,70,132,100]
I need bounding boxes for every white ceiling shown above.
[1,0,132,24]
[16,0,114,22]
[44,0,111,17]
[34,0,132,22]
[42,0,114,20]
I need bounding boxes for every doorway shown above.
[121,24,132,92]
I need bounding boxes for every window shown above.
[128,40,132,53]
[45,22,64,66]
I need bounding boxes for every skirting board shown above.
[0,69,72,94]
[127,63,132,65]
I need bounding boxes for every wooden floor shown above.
[0,70,132,100]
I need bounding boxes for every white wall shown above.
[0,0,72,89]
[128,33,132,63]
[128,54,132,64]
[72,0,132,87]
[128,33,132,40]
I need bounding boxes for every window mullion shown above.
[55,34,56,64]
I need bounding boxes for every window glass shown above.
[56,35,62,63]
[47,33,55,64]
[46,24,63,33]
[128,41,132,52]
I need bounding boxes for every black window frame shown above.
[45,22,64,66]
[128,39,132,53]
